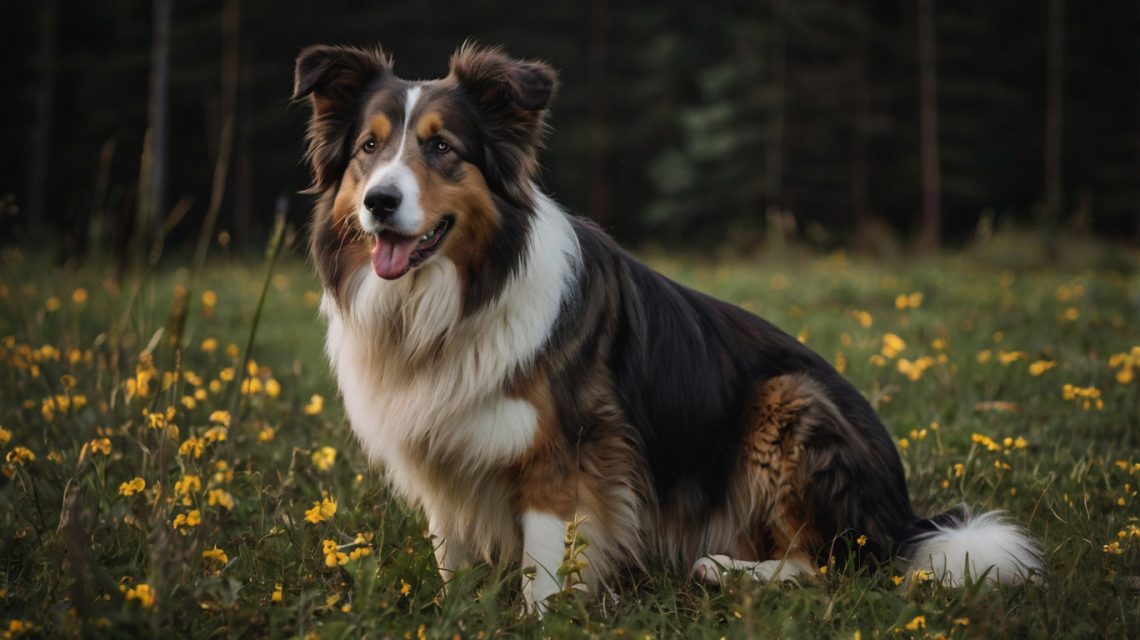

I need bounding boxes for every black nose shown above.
[363,185,402,217]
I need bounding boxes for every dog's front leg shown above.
[429,519,469,593]
[520,511,568,614]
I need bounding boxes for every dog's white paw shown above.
[691,555,732,586]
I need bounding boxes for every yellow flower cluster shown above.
[897,356,935,381]
[1108,346,1140,384]
[172,509,202,533]
[1062,384,1103,411]
[119,477,146,496]
[881,333,906,358]
[6,446,35,465]
[1028,360,1056,376]
[895,292,923,310]
[3,620,35,638]
[207,488,235,511]
[304,495,337,524]
[123,582,156,608]
[311,446,337,472]
[322,539,349,567]
[971,433,1029,453]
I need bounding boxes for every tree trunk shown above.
[1043,0,1064,256]
[916,0,941,250]
[588,0,611,230]
[134,0,172,268]
[28,0,57,240]
[766,0,786,209]
[194,0,240,267]
[851,0,871,230]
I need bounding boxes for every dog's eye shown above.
[432,139,452,154]
[362,139,377,154]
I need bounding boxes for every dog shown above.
[293,43,1042,612]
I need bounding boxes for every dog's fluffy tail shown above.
[903,506,1043,586]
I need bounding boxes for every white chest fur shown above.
[321,192,580,553]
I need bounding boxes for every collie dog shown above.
[293,43,1041,611]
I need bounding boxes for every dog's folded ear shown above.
[448,43,558,206]
[293,45,390,191]
[293,45,389,110]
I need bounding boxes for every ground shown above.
[0,234,1137,638]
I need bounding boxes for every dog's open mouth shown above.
[370,216,453,280]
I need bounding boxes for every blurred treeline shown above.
[3,0,1139,261]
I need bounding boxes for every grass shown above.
[0,234,1138,639]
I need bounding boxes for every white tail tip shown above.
[908,509,1043,586]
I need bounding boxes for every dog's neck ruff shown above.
[320,186,580,469]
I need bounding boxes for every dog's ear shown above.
[448,43,558,206]
[293,45,390,191]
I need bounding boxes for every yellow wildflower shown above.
[1103,541,1123,555]
[175,475,202,496]
[881,333,906,358]
[207,489,235,511]
[202,547,229,565]
[904,615,926,632]
[856,535,867,547]
[209,410,231,427]
[201,338,218,353]
[219,367,235,382]
[897,356,934,381]
[311,446,337,472]
[119,477,146,497]
[6,446,35,465]
[998,350,1027,365]
[265,378,281,398]
[0,427,11,447]
[171,509,202,532]
[4,620,35,637]
[179,436,205,459]
[1028,360,1056,376]
[976,349,992,364]
[400,580,412,595]
[303,394,324,416]
[201,290,217,307]
[304,495,337,524]
[258,426,276,443]
[895,292,923,310]
[271,583,283,603]
[911,569,933,583]
[322,539,349,567]
[203,426,227,444]
[890,575,904,586]
[45,297,61,312]
[125,583,156,608]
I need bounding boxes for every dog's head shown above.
[293,43,557,302]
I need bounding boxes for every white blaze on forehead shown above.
[359,85,425,235]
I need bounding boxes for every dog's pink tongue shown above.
[371,233,418,280]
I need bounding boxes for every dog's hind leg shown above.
[692,374,831,586]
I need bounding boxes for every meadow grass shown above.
[0,236,1137,639]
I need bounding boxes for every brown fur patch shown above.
[370,113,393,142]
[411,158,500,287]
[739,374,826,559]
[416,111,444,139]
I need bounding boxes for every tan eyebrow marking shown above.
[416,111,444,139]
[370,114,392,141]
